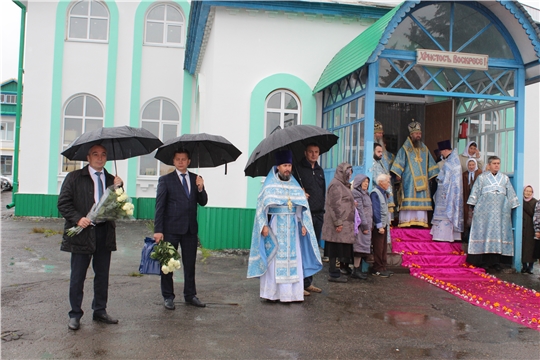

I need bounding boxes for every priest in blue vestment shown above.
[247,150,322,302]
[390,120,439,227]
[466,156,519,271]
[431,140,463,242]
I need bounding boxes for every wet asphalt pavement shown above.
[1,191,540,359]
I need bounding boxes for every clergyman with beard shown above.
[390,120,439,228]
[247,150,322,302]
[374,120,395,170]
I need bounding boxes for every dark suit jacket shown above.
[154,170,208,235]
[58,165,117,254]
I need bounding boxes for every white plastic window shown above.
[265,90,300,137]
[62,94,104,172]
[139,98,180,176]
[0,94,17,104]
[145,4,184,46]
[68,0,109,42]
[0,121,14,141]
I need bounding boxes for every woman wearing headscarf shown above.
[322,162,355,283]
[522,185,538,274]
[351,173,372,280]
[462,158,482,243]
[459,141,484,173]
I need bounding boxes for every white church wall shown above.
[524,83,540,190]
[195,7,373,208]
[18,2,57,194]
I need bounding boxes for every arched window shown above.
[62,94,104,172]
[144,4,185,46]
[68,0,109,42]
[265,90,300,136]
[139,98,180,176]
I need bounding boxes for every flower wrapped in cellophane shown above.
[66,185,135,237]
[150,240,181,274]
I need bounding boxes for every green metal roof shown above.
[313,3,404,94]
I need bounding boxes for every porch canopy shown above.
[314,0,540,94]
[313,0,540,270]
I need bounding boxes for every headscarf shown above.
[334,162,353,186]
[524,185,534,202]
[462,141,478,157]
[466,158,478,185]
[353,173,369,195]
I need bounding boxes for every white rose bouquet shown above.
[150,240,182,274]
[66,185,135,237]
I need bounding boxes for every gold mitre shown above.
[374,121,383,133]
[408,119,421,134]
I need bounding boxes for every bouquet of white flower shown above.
[150,240,182,274]
[66,185,135,237]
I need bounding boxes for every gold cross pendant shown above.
[287,199,293,210]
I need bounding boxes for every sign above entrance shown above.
[416,49,488,71]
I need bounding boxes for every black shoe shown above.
[328,276,348,283]
[526,269,533,274]
[92,313,119,324]
[521,268,527,274]
[387,270,394,276]
[186,296,206,307]
[68,317,80,330]
[164,298,175,310]
[372,271,390,278]
[340,266,352,275]
[351,268,367,280]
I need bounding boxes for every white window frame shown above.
[1,155,13,176]
[67,0,109,43]
[460,103,515,174]
[138,98,180,177]
[0,94,17,104]
[264,89,301,137]
[0,120,15,141]
[144,3,185,47]
[61,94,104,173]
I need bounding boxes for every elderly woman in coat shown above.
[351,173,372,280]
[322,162,355,283]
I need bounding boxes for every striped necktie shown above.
[95,171,104,200]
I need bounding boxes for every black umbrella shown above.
[244,125,338,177]
[61,126,163,174]
[154,133,242,174]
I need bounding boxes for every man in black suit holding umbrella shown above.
[58,144,123,330]
[153,149,208,309]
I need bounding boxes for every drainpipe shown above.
[6,0,26,209]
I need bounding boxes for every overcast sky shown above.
[1,0,539,82]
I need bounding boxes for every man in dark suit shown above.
[58,144,123,331]
[154,149,208,309]
[293,143,325,295]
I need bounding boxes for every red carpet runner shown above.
[391,228,540,331]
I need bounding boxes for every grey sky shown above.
[1,0,539,82]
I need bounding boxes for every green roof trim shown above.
[313,2,409,94]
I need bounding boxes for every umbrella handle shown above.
[112,139,118,176]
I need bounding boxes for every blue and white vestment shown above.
[247,167,322,302]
